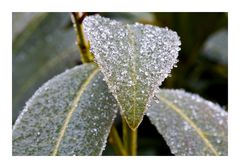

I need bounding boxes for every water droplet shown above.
[177,143,181,148]
[121,71,127,75]
[216,139,221,144]
[128,80,133,86]
[183,122,191,131]
[94,116,99,120]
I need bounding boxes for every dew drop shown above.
[216,139,221,144]
[218,119,223,125]
[121,70,127,75]
[164,74,168,78]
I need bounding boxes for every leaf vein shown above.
[127,25,137,128]
[51,67,99,155]
[157,95,219,155]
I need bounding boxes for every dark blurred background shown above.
[12,12,228,155]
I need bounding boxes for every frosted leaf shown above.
[83,15,181,130]
[101,12,155,24]
[12,13,79,124]
[12,64,119,156]
[146,89,228,156]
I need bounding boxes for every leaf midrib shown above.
[157,94,219,156]
[51,67,99,155]
[127,25,137,129]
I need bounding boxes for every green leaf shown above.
[83,15,181,130]
[12,13,81,124]
[147,89,228,156]
[13,63,119,156]
[202,29,228,65]
[12,12,43,40]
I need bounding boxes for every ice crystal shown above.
[83,15,181,129]
[147,89,228,156]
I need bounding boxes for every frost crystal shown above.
[83,15,181,129]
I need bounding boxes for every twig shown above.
[109,125,128,156]
[71,12,94,63]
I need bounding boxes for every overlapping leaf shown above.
[13,64,119,156]
[12,12,43,40]
[202,29,228,65]
[13,13,79,123]
[83,15,181,130]
[147,89,228,155]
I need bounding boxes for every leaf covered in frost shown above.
[147,89,228,156]
[13,13,80,123]
[13,63,119,156]
[83,15,181,130]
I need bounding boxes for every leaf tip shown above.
[124,116,143,131]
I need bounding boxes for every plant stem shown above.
[130,128,137,155]
[128,128,137,156]
[71,12,94,63]
[122,117,138,156]
[122,117,129,150]
[109,125,127,156]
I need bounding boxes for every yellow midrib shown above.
[127,25,137,128]
[51,67,99,155]
[158,95,219,156]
